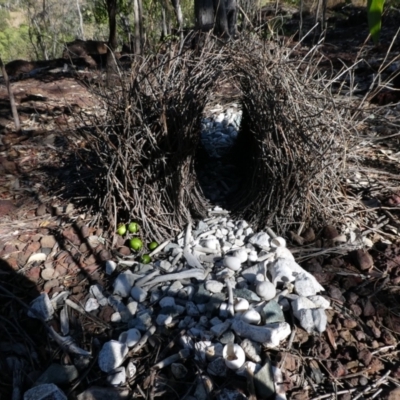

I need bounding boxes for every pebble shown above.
[106,367,126,386]
[113,271,137,297]
[98,341,128,373]
[24,384,67,400]
[130,286,147,303]
[223,256,241,271]
[260,300,285,324]
[254,357,275,398]
[256,280,276,301]
[205,280,224,293]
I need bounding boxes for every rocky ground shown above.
[1,6,400,400]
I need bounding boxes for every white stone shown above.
[241,309,261,325]
[89,285,108,306]
[240,339,261,363]
[234,298,249,312]
[249,232,270,249]
[28,293,54,321]
[241,263,266,284]
[111,312,122,323]
[130,286,147,302]
[119,328,142,347]
[201,238,219,250]
[126,299,138,316]
[98,340,128,373]
[248,251,258,262]
[291,296,317,318]
[231,320,291,347]
[126,361,137,378]
[274,247,295,261]
[269,259,324,293]
[84,298,99,312]
[205,280,224,293]
[308,295,330,309]
[223,256,241,271]
[156,314,173,326]
[113,270,137,297]
[107,366,126,386]
[233,249,248,263]
[105,260,117,275]
[294,274,320,297]
[256,280,276,301]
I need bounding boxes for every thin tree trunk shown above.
[138,0,144,50]
[133,0,141,55]
[195,0,214,32]
[0,57,21,133]
[213,0,229,37]
[106,0,118,86]
[161,5,168,39]
[171,0,184,43]
[76,0,85,39]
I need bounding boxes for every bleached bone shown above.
[141,269,205,288]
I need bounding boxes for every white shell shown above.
[241,309,261,325]
[223,256,241,271]
[234,298,249,312]
[233,249,248,263]
[201,238,219,250]
[256,280,276,301]
[270,237,286,248]
[223,343,246,370]
[84,298,99,312]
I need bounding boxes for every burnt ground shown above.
[1,7,400,400]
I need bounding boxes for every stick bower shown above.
[81,39,348,241]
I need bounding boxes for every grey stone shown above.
[219,331,235,344]
[254,357,275,398]
[36,363,79,385]
[241,264,265,284]
[205,293,226,317]
[217,389,247,400]
[24,384,67,400]
[107,367,126,386]
[207,357,227,377]
[233,288,260,302]
[113,271,137,298]
[186,301,200,317]
[261,300,285,324]
[210,321,231,337]
[193,284,212,304]
[77,386,129,400]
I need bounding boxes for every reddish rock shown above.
[118,246,131,256]
[328,285,345,302]
[349,304,362,317]
[342,319,357,329]
[358,348,372,366]
[79,243,89,253]
[354,249,373,271]
[31,234,42,242]
[355,330,366,341]
[44,279,60,293]
[26,242,41,254]
[2,244,17,255]
[83,264,99,274]
[54,263,68,277]
[36,204,47,216]
[322,225,339,240]
[80,225,90,238]
[362,299,375,317]
[6,256,19,270]
[99,249,111,261]
[0,199,16,217]
[40,235,56,248]
[388,388,400,400]
[84,254,97,265]
[330,361,347,378]
[62,228,81,245]
[99,305,114,323]
[25,266,41,283]
[302,227,315,243]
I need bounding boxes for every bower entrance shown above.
[83,40,347,242]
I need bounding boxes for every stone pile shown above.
[26,207,330,400]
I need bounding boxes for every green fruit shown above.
[141,254,151,264]
[129,237,143,251]
[128,222,139,234]
[148,241,159,251]
[117,224,127,236]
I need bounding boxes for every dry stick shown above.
[0,56,20,132]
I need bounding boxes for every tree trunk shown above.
[195,0,214,32]
[0,57,21,133]
[133,0,142,55]
[76,0,85,40]
[106,0,118,86]
[170,0,184,43]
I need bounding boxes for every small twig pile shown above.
[80,37,352,239]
